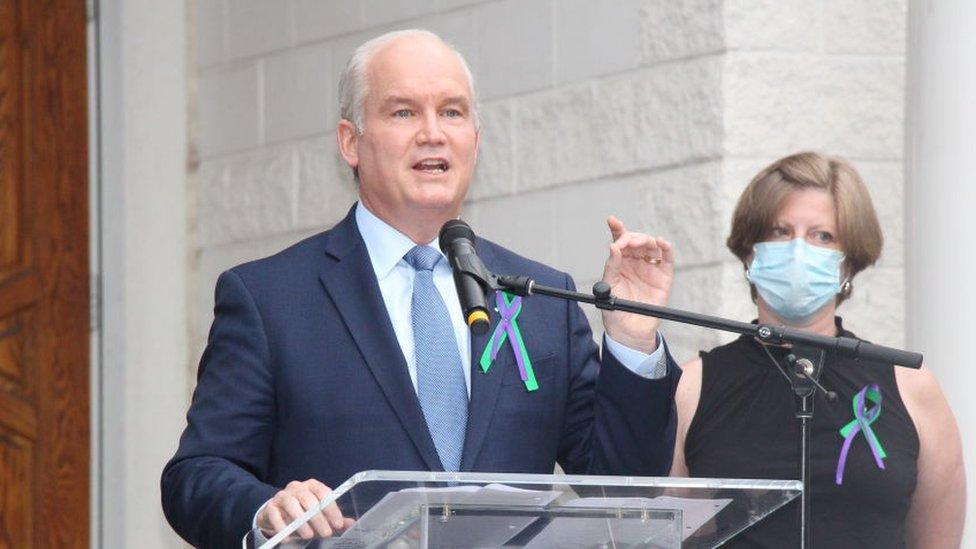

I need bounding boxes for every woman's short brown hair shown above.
[727,152,883,303]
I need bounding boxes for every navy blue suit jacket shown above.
[161,206,679,548]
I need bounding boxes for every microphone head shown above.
[467,310,490,335]
[439,219,476,255]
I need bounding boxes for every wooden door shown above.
[0,0,89,546]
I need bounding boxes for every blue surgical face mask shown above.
[746,238,845,323]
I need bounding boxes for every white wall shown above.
[61,0,907,545]
[191,0,907,366]
[89,0,921,545]
[906,0,976,543]
[97,0,190,547]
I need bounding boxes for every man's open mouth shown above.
[413,158,450,174]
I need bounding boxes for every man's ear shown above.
[337,119,360,170]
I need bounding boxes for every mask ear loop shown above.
[837,256,852,297]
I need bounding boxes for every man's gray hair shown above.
[337,29,480,133]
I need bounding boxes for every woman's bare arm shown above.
[670,357,703,477]
[896,365,965,548]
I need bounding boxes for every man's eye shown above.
[393,109,412,118]
[442,109,463,118]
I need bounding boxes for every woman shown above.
[670,152,964,547]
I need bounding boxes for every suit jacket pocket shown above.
[498,351,556,386]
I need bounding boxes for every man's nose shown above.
[416,112,447,145]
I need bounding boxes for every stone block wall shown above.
[190,0,906,365]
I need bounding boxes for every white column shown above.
[906,0,976,543]
[97,0,189,547]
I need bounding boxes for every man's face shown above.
[338,37,479,227]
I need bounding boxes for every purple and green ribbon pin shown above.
[835,383,887,485]
[479,291,538,391]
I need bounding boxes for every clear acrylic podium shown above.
[245,470,801,548]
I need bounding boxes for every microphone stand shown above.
[489,275,923,368]
[775,346,832,549]
[482,274,923,549]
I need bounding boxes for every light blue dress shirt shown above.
[355,202,668,383]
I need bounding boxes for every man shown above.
[162,30,679,548]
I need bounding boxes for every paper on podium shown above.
[340,483,561,547]
[650,496,733,539]
[521,495,732,547]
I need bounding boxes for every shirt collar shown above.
[355,201,444,280]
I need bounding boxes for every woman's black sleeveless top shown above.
[685,319,919,548]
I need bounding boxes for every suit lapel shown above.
[318,208,443,471]
[460,239,508,471]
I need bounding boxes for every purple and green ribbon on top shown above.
[479,291,538,391]
[835,383,887,485]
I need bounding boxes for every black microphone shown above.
[439,219,491,335]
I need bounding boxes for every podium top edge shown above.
[344,470,803,492]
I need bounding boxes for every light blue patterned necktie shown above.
[403,245,468,472]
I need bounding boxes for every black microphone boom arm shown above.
[490,275,923,369]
